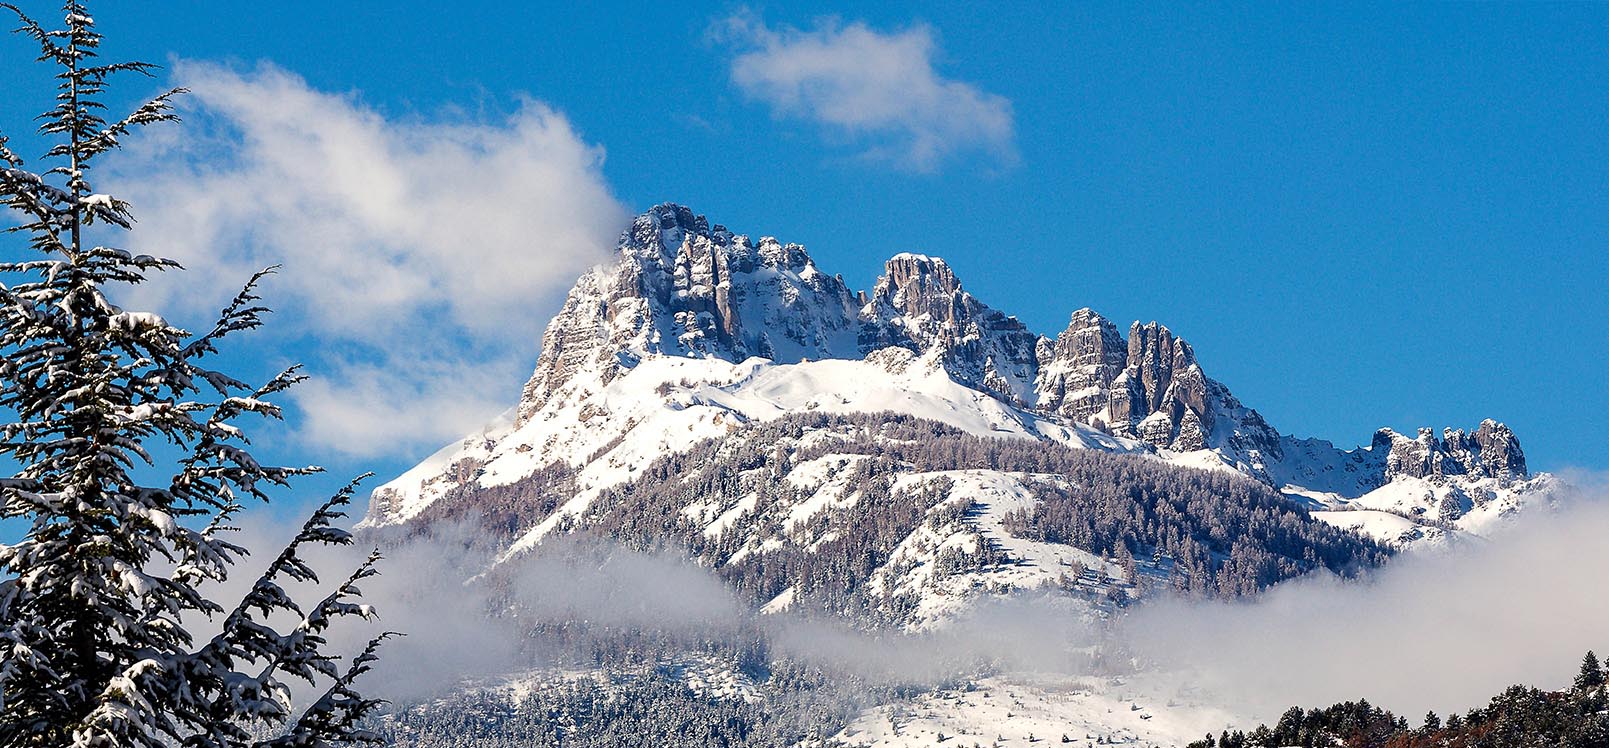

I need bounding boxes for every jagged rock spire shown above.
[866,253,1041,404]
[1032,311,1273,456]
[1375,419,1527,481]
[1034,308,1127,426]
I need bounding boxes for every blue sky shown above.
[1,1,1605,510]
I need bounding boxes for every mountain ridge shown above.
[363,203,1547,553]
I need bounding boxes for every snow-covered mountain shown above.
[363,203,1551,560]
[359,203,1566,748]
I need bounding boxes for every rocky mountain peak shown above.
[864,252,1042,405]
[626,203,820,278]
[1033,308,1126,425]
[1032,314,1287,469]
[1373,419,1528,481]
[520,206,1290,462]
[626,202,715,256]
[873,253,965,323]
[1122,321,1204,448]
[515,204,862,422]
[1467,419,1527,477]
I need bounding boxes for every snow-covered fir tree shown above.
[0,3,390,747]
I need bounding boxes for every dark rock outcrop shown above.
[1376,419,1527,481]
[1033,311,1281,459]
[864,253,1041,405]
[1034,308,1128,426]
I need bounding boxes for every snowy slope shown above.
[1308,472,1560,547]
[834,674,1241,748]
[364,350,1141,534]
[865,471,1128,628]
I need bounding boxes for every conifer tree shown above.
[1576,650,1605,692]
[0,3,390,746]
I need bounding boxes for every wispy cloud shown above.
[107,61,628,457]
[716,13,1017,173]
[241,490,1609,714]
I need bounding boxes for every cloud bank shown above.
[1120,495,1609,720]
[107,61,628,457]
[718,13,1016,172]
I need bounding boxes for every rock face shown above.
[520,217,1052,416]
[1034,308,1126,426]
[1031,310,1284,463]
[1375,419,1527,481]
[860,259,1287,460]
[517,204,863,422]
[1123,322,1211,448]
[864,253,1041,405]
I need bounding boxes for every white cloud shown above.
[1120,496,1609,719]
[718,13,1016,172]
[106,61,628,457]
[289,356,517,459]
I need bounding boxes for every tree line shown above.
[1190,651,1609,748]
